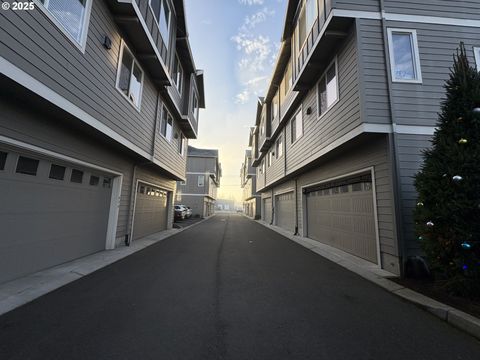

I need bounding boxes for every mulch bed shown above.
[390,277,480,319]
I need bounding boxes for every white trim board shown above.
[333,9,480,28]
[0,135,123,251]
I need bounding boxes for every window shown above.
[297,0,317,52]
[150,0,171,47]
[284,60,292,96]
[103,177,112,188]
[180,180,186,185]
[16,156,39,176]
[261,160,265,174]
[89,175,100,186]
[291,110,303,143]
[267,151,272,167]
[116,43,143,109]
[0,151,7,170]
[474,47,480,70]
[260,116,265,136]
[172,54,184,93]
[38,0,91,48]
[139,185,146,194]
[198,175,205,187]
[272,93,279,120]
[318,59,338,117]
[49,164,66,180]
[387,29,422,83]
[70,169,83,183]
[160,106,173,141]
[179,134,186,155]
[192,92,199,120]
[276,137,283,158]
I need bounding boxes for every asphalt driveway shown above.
[0,214,479,360]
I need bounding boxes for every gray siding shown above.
[384,0,480,20]
[395,133,433,256]
[265,130,286,186]
[0,0,187,179]
[286,27,361,174]
[334,0,380,12]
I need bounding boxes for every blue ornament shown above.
[461,242,472,249]
[463,265,468,270]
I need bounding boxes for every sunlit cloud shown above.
[239,0,264,5]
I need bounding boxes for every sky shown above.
[185,0,286,203]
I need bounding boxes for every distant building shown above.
[240,129,261,219]
[177,146,221,217]
[215,199,236,212]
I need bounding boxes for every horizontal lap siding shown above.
[265,130,286,186]
[257,166,266,191]
[334,0,380,12]
[396,134,433,256]
[385,0,480,20]
[387,21,480,127]
[0,2,157,153]
[296,135,399,273]
[287,27,361,174]
[358,19,391,125]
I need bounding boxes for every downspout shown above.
[380,0,406,276]
[294,178,299,235]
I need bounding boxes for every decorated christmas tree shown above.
[414,43,480,297]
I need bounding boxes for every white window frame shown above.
[387,28,423,84]
[115,41,144,111]
[276,137,283,159]
[149,0,172,49]
[173,53,184,94]
[291,108,304,144]
[160,105,173,141]
[295,0,318,56]
[267,151,272,167]
[198,175,205,187]
[34,0,93,53]
[316,57,339,118]
[474,47,480,70]
[179,133,186,156]
[191,90,199,121]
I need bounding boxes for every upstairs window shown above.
[291,109,303,143]
[172,54,184,94]
[267,151,272,167]
[160,106,173,141]
[150,0,171,48]
[276,137,283,158]
[317,59,338,117]
[272,92,279,120]
[116,43,143,109]
[179,134,186,155]
[0,151,7,170]
[38,0,91,49]
[198,175,205,187]
[387,29,422,83]
[297,0,317,52]
[192,92,199,120]
[474,47,480,70]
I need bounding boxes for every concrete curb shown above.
[0,216,213,316]
[255,220,480,341]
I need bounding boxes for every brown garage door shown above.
[305,174,378,263]
[132,182,168,240]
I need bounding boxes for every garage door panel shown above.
[263,198,272,224]
[132,183,168,240]
[306,177,378,264]
[275,192,295,232]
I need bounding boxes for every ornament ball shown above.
[458,138,468,144]
[452,175,463,182]
[426,221,434,227]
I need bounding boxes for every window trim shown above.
[316,57,339,119]
[179,133,186,156]
[173,53,184,94]
[148,0,172,49]
[276,137,283,159]
[34,0,93,53]
[198,175,205,187]
[291,107,304,145]
[387,28,423,84]
[474,47,480,69]
[115,40,145,111]
[295,0,318,57]
[159,105,174,142]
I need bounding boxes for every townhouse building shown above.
[251,0,480,276]
[240,130,261,219]
[0,0,204,284]
[176,146,221,217]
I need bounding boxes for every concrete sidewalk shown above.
[0,217,212,316]
[255,219,480,341]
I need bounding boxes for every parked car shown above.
[176,204,192,219]
[185,207,193,219]
[174,205,186,221]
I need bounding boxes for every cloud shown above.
[242,7,275,30]
[235,89,251,104]
[239,0,264,5]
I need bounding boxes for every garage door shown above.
[0,148,114,284]
[275,192,295,232]
[305,174,378,263]
[132,182,168,240]
[263,197,272,224]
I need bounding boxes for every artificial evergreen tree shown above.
[414,43,480,297]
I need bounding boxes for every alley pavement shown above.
[1,214,479,360]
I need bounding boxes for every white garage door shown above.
[305,174,378,263]
[263,197,272,224]
[275,191,295,232]
[0,147,114,284]
[132,182,168,240]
